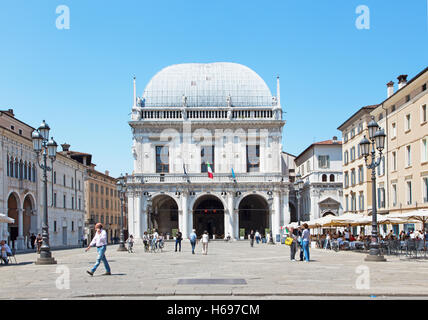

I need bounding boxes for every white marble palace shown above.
[126,62,292,241]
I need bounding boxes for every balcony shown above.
[126,173,284,185]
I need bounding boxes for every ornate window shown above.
[246,144,260,172]
[156,146,169,173]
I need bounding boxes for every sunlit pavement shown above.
[2,241,428,299]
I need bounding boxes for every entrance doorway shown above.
[238,195,269,237]
[23,194,35,244]
[150,195,179,236]
[7,193,19,247]
[193,195,224,238]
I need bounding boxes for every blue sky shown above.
[0,0,427,177]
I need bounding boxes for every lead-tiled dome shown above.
[142,62,272,108]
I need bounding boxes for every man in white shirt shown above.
[151,229,159,250]
[344,229,350,241]
[201,231,209,255]
[85,223,111,276]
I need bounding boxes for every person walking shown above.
[324,231,331,250]
[201,231,209,255]
[85,223,111,276]
[189,229,197,254]
[289,228,298,261]
[297,227,304,261]
[302,223,311,262]
[249,230,255,247]
[143,231,149,252]
[175,229,183,252]
[35,233,43,254]
[30,233,36,250]
[127,235,134,253]
[255,230,261,244]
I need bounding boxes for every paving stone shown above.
[2,241,428,299]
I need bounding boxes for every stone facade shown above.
[0,110,86,249]
[126,63,291,241]
[294,138,343,222]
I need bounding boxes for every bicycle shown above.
[150,240,159,253]
[143,240,150,253]
[158,239,164,252]
[127,242,134,253]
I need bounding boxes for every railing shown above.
[127,173,284,184]
[320,238,428,259]
[138,107,279,121]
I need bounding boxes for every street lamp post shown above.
[294,173,304,225]
[359,117,387,262]
[32,120,58,265]
[116,174,127,251]
[145,193,153,232]
[267,194,274,244]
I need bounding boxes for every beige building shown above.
[338,66,428,234]
[1,110,86,249]
[86,167,122,242]
[371,68,428,233]
[338,105,378,216]
[59,145,128,243]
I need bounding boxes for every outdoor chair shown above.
[406,240,417,258]
[380,241,388,255]
[416,240,426,258]
[391,240,401,256]
[331,241,339,252]
[341,241,350,250]
[363,240,371,251]
[8,248,17,264]
[1,248,17,265]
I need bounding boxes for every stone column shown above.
[225,193,234,239]
[181,191,189,238]
[139,195,147,237]
[273,192,281,242]
[127,194,135,237]
[233,209,239,239]
[310,188,318,220]
[282,191,290,226]
[17,208,24,249]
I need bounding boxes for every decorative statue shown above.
[182,95,187,107]
[181,107,187,120]
[272,96,278,106]
[226,95,232,107]
[132,146,138,160]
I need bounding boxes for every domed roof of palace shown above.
[141,62,273,108]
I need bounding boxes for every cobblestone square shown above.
[2,241,428,299]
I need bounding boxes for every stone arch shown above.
[192,194,225,238]
[235,191,269,210]
[322,211,336,217]
[22,193,36,238]
[7,191,21,245]
[238,194,269,237]
[189,192,227,211]
[149,194,179,236]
